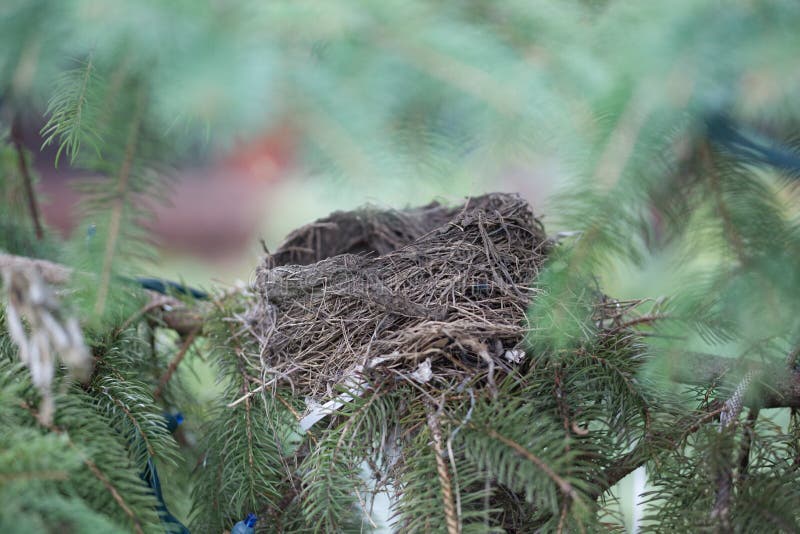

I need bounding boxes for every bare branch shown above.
[0,252,205,336]
[671,352,800,409]
[11,116,44,240]
[153,328,199,400]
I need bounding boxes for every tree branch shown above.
[3,252,800,408]
[153,328,199,400]
[595,406,725,500]
[0,252,204,336]
[670,352,800,409]
[597,349,800,500]
[11,116,44,240]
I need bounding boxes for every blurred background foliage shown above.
[2,0,800,532]
[3,0,799,275]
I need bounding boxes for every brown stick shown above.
[736,408,759,482]
[597,406,725,499]
[671,352,800,409]
[0,252,205,336]
[153,328,199,400]
[10,116,44,240]
[428,406,460,534]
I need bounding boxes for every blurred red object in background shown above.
[35,124,295,260]
[223,124,295,181]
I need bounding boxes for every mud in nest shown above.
[251,193,550,400]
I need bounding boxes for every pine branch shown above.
[19,401,153,534]
[704,142,748,264]
[10,116,43,240]
[153,328,199,401]
[710,439,734,534]
[671,352,800,409]
[427,404,459,534]
[482,426,578,501]
[189,300,287,532]
[595,405,726,504]
[94,88,145,317]
[0,252,205,336]
[89,371,180,470]
[81,455,146,534]
[736,408,759,483]
[40,56,102,166]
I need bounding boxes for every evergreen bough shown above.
[1,1,800,532]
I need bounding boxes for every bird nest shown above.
[250,193,550,402]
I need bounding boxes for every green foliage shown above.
[190,402,286,533]
[40,58,102,167]
[298,426,363,533]
[642,421,800,532]
[90,361,180,472]
[0,132,59,260]
[394,411,496,533]
[189,298,288,533]
[2,0,800,532]
[0,354,165,533]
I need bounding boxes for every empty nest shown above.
[251,193,550,400]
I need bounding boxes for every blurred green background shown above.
[3,1,800,531]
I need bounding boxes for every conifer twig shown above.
[95,88,144,317]
[82,455,146,534]
[21,401,146,534]
[483,427,577,500]
[671,352,800,409]
[597,406,726,499]
[153,328,199,400]
[736,408,759,482]
[0,252,205,336]
[710,454,733,534]
[427,403,460,534]
[11,115,44,240]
